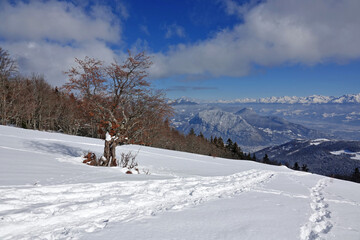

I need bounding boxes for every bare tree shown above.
[64,51,172,166]
[0,47,18,125]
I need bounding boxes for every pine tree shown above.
[352,167,360,182]
[301,164,309,172]
[198,132,204,139]
[262,154,270,164]
[217,137,224,148]
[226,138,233,150]
[189,128,195,136]
[252,153,257,161]
[213,136,218,145]
[232,142,239,154]
[293,162,300,171]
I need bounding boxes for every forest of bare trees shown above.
[0,48,81,134]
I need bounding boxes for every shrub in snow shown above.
[82,150,145,174]
[119,151,140,174]
[83,152,98,166]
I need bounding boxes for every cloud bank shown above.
[0,0,123,86]
[1,0,360,85]
[150,0,360,79]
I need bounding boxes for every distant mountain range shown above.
[169,93,360,105]
[255,139,360,176]
[219,93,360,104]
[174,108,329,152]
[168,97,198,106]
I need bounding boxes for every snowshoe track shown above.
[0,169,274,240]
[300,178,333,240]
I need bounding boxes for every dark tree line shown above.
[150,127,249,160]
[332,167,360,183]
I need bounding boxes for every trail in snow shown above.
[300,178,333,240]
[0,169,274,240]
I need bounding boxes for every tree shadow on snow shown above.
[27,141,84,157]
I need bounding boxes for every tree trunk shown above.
[103,138,118,166]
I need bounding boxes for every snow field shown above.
[0,170,274,239]
[0,126,360,240]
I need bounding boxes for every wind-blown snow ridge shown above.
[0,169,274,240]
[300,178,333,240]
[217,93,360,104]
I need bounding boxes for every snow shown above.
[310,139,331,146]
[216,93,360,104]
[330,150,360,160]
[258,127,293,135]
[105,132,111,141]
[0,125,360,240]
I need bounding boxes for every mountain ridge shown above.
[176,108,330,152]
[255,139,360,176]
[170,93,360,105]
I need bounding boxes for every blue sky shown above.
[1,0,360,100]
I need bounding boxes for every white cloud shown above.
[164,24,186,39]
[0,1,121,43]
[222,0,260,16]
[1,0,360,84]
[150,0,360,79]
[115,1,130,20]
[2,40,116,86]
[0,0,123,86]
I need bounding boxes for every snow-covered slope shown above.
[0,125,359,240]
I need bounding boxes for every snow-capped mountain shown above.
[171,94,360,141]
[255,139,360,176]
[217,93,360,104]
[168,97,198,105]
[175,108,329,152]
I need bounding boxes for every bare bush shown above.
[82,150,147,175]
[119,151,138,170]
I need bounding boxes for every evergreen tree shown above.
[252,153,257,161]
[189,128,195,136]
[226,138,233,150]
[198,132,204,139]
[352,167,360,182]
[217,137,224,148]
[293,162,300,171]
[262,154,270,164]
[232,142,239,154]
[301,164,309,172]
